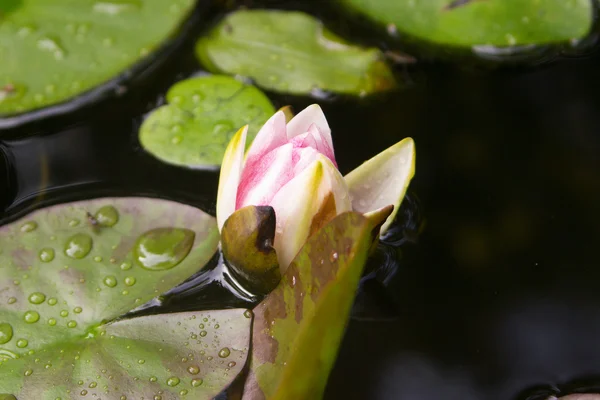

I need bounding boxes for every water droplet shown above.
[80,390,87,396]
[191,378,203,387]
[218,347,230,358]
[329,251,339,262]
[24,311,40,324]
[73,307,83,314]
[93,0,141,15]
[228,361,236,367]
[212,120,234,136]
[0,323,13,344]
[20,221,37,232]
[67,321,77,328]
[244,309,252,318]
[16,339,28,348]
[149,376,157,382]
[179,390,188,396]
[137,359,145,364]
[187,365,199,375]
[166,377,180,387]
[104,275,117,287]
[95,206,119,227]
[93,256,103,262]
[48,318,57,326]
[24,368,33,376]
[60,310,69,318]
[89,382,97,388]
[214,324,220,329]
[37,36,67,60]
[64,233,93,259]
[47,297,57,306]
[120,261,132,270]
[171,135,183,144]
[124,277,136,286]
[39,248,55,262]
[134,228,195,271]
[199,330,207,337]
[7,297,16,305]
[28,292,46,304]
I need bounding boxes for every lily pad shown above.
[0,197,251,398]
[139,75,275,168]
[0,197,218,357]
[242,212,373,399]
[0,309,252,399]
[340,0,593,47]
[0,0,196,116]
[195,10,396,96]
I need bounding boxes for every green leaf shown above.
[139,75,275,168]
[0,309,253,399]
[340,0,593,47]
[0,197,218,358]
[0,0,196,116]
[195,10,396,96]
[242,212,373,400]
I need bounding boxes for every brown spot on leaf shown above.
[309,193,337,237]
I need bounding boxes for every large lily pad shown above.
[139,75,275,168]
[0,309,252,399]
[195,10,396,96]
[0,198,252,398]
[340,0,593,47]
[242,212,373,399]
[0,0,196,116]
[0,197,218,357]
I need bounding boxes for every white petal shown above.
[286,104,334,151]
[216,126,248,232]
[344,137,415,234]
[270,155,351,272]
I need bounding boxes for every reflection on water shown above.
[1,1,600,399]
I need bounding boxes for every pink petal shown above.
[307,123,336,166]
[236,143,295,208]
[287,104,334,151]
[244,110,288,170]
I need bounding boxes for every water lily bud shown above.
[221,205,281,295]
[216,104,416,273]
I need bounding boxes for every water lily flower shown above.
[217,104,415,272]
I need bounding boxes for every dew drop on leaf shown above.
[191,378,203,387]
[38,248,55,262]
[218,347,230,358]
[166,376,180,387]
[28,292,46,304]
[64,233,93,259]
[94,205,119,227]
[103,276,117,288]
[16,339,28,348]
[133,228,195,271]
[23,311,40,323]
[0,323,14,344]
[20,221,37,232]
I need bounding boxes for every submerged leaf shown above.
[0,0,196,117]
[221,206,281,295]
[0,309,252,399]
[196,10,396,96]
[139,75,275,168]
[0,197,218,358]
[243,212,373,399]
[340,0,592,47]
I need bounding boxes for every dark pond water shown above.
[1,1,600,399]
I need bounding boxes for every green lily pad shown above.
[340,0,593,47]
[0,309,252,399]
[0,197,218,357]
[0,197,253,398]
[139,75,275,168]
[0,0,196,116]
[195,10,396,96]
[242,212,373,399]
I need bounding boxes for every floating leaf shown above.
[0,198,218,357]
[139,75,275,168]
[0,309,252,399]
[242,212,373,399]
[0,0,195,116]
[196,10,396,96]
[340,0,593,47]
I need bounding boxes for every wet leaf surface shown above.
[242,212,373,399]
[139,75,275,168]
[340,0,592,47]
[0,197,218,358]
[0,0,195,116]
[196,10,396,96]
[0,309,252,399]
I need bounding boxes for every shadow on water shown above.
[1,1,600,399]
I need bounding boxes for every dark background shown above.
[1,1,600,399]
